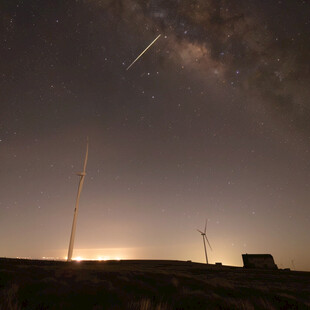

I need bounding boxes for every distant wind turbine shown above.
[291,259,296,271]
[67,138,89,262]
[197,219,212,264]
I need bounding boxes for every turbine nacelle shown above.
[77,172,86,177]
[197,229,205,236]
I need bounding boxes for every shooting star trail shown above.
[126,34,161,71]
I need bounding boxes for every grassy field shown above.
[0,258,309,309]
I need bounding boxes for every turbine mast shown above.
[203,235,208,264]
[67,139,89,262]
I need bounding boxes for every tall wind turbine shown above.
[67,138,89,262]
[197,219,212,264]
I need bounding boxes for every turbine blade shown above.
[197,229,204,234]
[204,219,207,234]
[204,235,212,251]
[83,138,89,173]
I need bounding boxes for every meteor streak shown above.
[126,34,161,70]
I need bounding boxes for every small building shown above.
[242,254,278,270]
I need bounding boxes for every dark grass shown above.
[0,258,310,309]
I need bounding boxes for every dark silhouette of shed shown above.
[242,254,278,270]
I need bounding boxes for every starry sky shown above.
[1,0,310,270]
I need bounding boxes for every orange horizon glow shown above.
[7,243,307,271]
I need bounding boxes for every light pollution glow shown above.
[18,246,291,269]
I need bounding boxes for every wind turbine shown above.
[67,138,89,262]
[197,219,212,264]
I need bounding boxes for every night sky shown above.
[1,0,310,270]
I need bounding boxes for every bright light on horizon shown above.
[58,247,129,261]
[74,256,83,262]
[67,255,123,261]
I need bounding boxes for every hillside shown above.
[0,258,309,309]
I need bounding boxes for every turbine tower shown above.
[197,219,212,264]
[67,138,89,262]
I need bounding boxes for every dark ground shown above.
[0,258,309,310]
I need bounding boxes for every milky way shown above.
[84,0,310,132]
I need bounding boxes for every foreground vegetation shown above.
[0,258,309,309]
